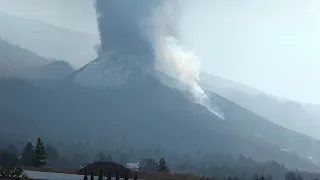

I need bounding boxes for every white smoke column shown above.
[148,1,224,119]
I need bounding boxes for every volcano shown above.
[1,0,320,173]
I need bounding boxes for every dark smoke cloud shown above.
[95,0,161,65]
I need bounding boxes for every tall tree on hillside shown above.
[119,153,127,166]
[96,152,108,161]
[21,142,34,166]
[98,168,103,180]
[6,144,19,156]
[106,153,113,162]
[90,171,94,180]
[139,158,157,172]
[32,137,46,167]
[157,158,169,172]
[107,171,111,180]
[133,171,138,180]
[0,150,19,167]
[296,174,303,180]
[45,144,60,167]
[285,172,297,180]
[252,173,259,180]
[266,175,273,180]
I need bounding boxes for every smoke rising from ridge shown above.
[148,1,224,119]
[94,0,224,119]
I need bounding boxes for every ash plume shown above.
[94,0,224,119]
[94,0,159,68]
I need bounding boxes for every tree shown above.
[96,152,108,161]
[107,153,113,162]
[134,171,138,180]
[139,158,157,172]
[107,170,111,180]
[119,153,127,166]
[285,172,297,180]
[124,171,128,180]
[0,150,19,167]
[115,171,119,180]
[21,142,34,166]
[45,144,59,161]
[252,173,259,180]
[90,171,94,180]
[297,174,303,180]
[266,175,273,180]
[83,167,88,180]
[32,137,47,167]
[98,168,103,180]
[6,144,19,156]
[157,158,169,172]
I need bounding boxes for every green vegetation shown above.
[32,137,47,167]
[157,157,169,172]
[1,137,320,180]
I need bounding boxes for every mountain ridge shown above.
[0,11,99,68]
[200,72,320,140]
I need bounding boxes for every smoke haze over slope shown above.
[94,0,223,118]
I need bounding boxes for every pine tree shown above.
[21,142,34,166]
[297,174,303,180]
[32,137,46,167]
[119,153,127,166]
[90,171,94,180]
[124,171,128,180]
[134,171,138,180]
[98,168,103,180]
[83,167,88,180]
[115,171,119,180]
[97,152,107,161]
[107,170,111,180]
[106,153,113,162]
[157,158,169,172]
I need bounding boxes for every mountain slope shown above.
[1,76,319,172]
[0,39,74,79]
[0,38,51,69]
[0,11,99,68]
[200,72,320,140]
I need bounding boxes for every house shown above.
[126,162,140,172]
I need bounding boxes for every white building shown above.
[126,162,140,172]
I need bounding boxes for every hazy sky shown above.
[0,0,319,103]
[0,0,98,34]
[178,0,320,104]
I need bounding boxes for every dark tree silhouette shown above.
[21,142,34,166]
[157,158,169,172]
[90,171,94,180]
[107,170,111,180]
[124,171,129,180]
[32,137,46,167]
[107,153,113,162]
[139,158,157,172]
[285,172,297,180]
[0,150,19,167]
[115,171,119,180]
[134,171,138,180]
[120,153,127,166]
[98,168,103,180]
[83,167,88,180]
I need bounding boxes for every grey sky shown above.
[0,0,319,103]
